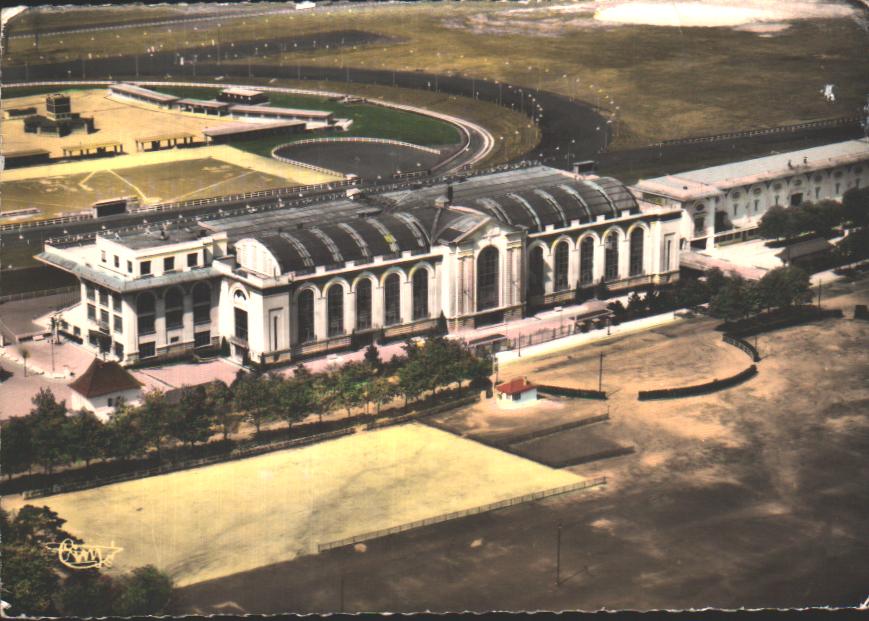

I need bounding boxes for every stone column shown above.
[314,292,327,342]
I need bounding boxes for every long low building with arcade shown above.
[37,165,682,366]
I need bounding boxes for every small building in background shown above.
[495,377,538,407]
[218,87,270,105]
[68,358,143,421]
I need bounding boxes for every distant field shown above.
[2,423,582,587]
[5,2,866,146]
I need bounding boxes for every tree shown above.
[19,346,30,378]
[205,381,237,442]
[169,385,213,449]
[625,291,645,319]
[68,409,104,468]
[0,542,61,616]
[311,370,338,424]
[103,408,145,463]
[835,226,869,266]
[57,571,114,617]
[368,376,397,415]
[704,267,728,296]
[801,200,842,237]
[1,416,34,479]
[757,266,812,311]
[841,186,869,228]
[274,375,314,430]
[135,389,171,459]
[594,280,610,300]
[363,343,382,371]
[397,357,428,409]
[7,505,79,547]
[233,374,273,434]
[758,204,791,240]
[335,361,373,418]
[111,565,173,616]
[674,277,711,309]
[29,388,70,474]
[710,275,757,322]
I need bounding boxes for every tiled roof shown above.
[496,377,535,395]
[69,359,142,398]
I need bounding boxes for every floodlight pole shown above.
[598,352,604,393]
[556,522,562,587]
[339,574,345,613]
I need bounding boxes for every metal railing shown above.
[317,477,607,552]
[649,115,861,147]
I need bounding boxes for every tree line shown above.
[758,187,868,258]
[0,339,492,481]
[1,505,173,617]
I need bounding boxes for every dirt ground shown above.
[0,89,241,158]
[172,276,869,613]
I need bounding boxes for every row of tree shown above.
[1,505,173,617]
[758,186,869,241]
[708,265,813,322]
[1,340,492,480]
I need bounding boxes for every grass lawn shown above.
[2,423,581,587]
[6,3,866,146]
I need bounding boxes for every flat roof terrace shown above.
[110,83,179,104]
[637,138,869,199]
[229,104,333,119]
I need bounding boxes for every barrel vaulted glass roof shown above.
[203,166,637,275]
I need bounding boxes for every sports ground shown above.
[0,145,339,221]
[2,423,581,587]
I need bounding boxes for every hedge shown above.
[638,365,758,401]
[536,384,607,400]
[722,334,761,362]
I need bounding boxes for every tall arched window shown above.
[355,278,372,331]
[553,241,570,292]
[327,285,344,337]
[192,282,211,325]
[384,273,401,326]
[137,292,156,335]
[297,289,315,343]
[604,232,619,282]
[233,289,248,342]
[412,269,429,320]
[580,237,594,285]
[476,246,499,311]
[528,246,545,296]
[694,215,705,236]
[629,228,645,276]
[165,287,184,330]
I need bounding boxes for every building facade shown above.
[39,165,682,367]
[633,139,869,250]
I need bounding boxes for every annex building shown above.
[633,138,869,249]
[38,165,682,366]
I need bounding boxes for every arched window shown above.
[528,246,545,296]
[137,292,156,335]
[476,246,499,311]
[165,287,184,330]
[629,228,645,276]
[192,282,211,325]
[553,241,570,292]
[355,278,372,331]
[694,215,705,236]
[412,269,429,320]
[604,232,619,282]
[580,237,594,285]
[327,285,344,337]
[384,273,401,326]
[297,289,315,343]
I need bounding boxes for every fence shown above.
[722,334,761,362]
[276,136,442,155]
[649,115,861,147]
[637,365,758,401]
[0,286,78,304]
[548,447,635,469]
[726,308,844,338]
[316,476,607,553]
[536,384,607,400]
[492,413,610,446]
[270,147,348,178]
